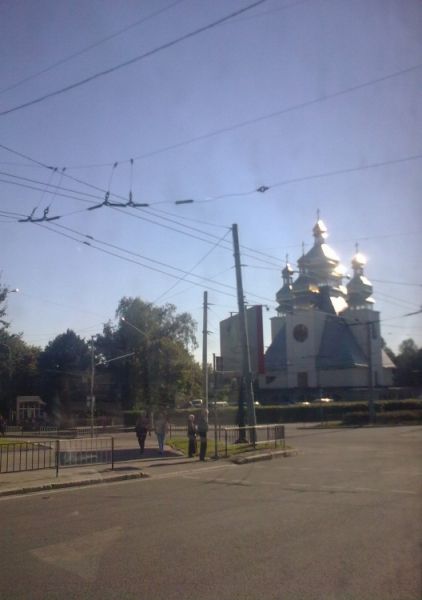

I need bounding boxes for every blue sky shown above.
[1,0,421,362]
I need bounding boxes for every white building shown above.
[257,217,394,400]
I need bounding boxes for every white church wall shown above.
[285,309,327,388]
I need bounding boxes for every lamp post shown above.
[0,289,18,420]
[89,336,134,437]
[121,317,152,416]
[0,342,12,418]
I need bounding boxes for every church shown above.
[257,216,394,401]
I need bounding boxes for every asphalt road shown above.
[2,425,421,600]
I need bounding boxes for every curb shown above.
[0,471,149,498]
[230,448,298,464]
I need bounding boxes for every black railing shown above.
[0,437,114,475]
[223,424,285,458]
[0,441,55,473]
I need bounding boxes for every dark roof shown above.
[264,323,287,371]
[317,318,367,369]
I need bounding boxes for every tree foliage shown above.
[393,338,422,386]
[38,329,91,419]
[0,276,10,331]
[96,297,201,411]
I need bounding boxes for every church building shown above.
[257,217,394,401]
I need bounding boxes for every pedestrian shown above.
[0,414,5,437]
[187,414,197,458]
[154,411,168,455]
[135,412,149,455]
[196,408,209,461]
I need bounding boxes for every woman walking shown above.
[154,411,168,455]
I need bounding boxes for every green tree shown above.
[96,297,200,411]
[0,277,41,415]
[38,329,91,422]
[0,279,8,331]
[394,338,422,386]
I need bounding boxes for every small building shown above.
[16,396,46,424]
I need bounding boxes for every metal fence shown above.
[0,440,55,473]
[4,426,59,437]
[57,437,113,472]
[222,424,285,457]
[168,423,285,458]
[0,436,114,475]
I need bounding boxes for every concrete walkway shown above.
[0,431,293,497]
[0,432,184,497]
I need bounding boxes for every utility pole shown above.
[366,321,376,424]
[202,291,209,415]
[90,336,95,438]
[212,353,218,458]
[232,224,256,437]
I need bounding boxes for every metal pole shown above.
[111,437,114,470]
[367,321,376,424]
[202,291,209,414]
[213,353,218,459]
[90,337,95,438]
[232,224,256,434]
[55,439,60,477]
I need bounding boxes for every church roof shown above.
[265,323,287,370]
[317,318,368,369]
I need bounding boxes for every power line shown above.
[0,0,269,117]
[0,0,186,96]
[2,143,421,271]
[52,221,237,293]
[66,62,422,168]
[153,228,232,303]
[34,221,275,304]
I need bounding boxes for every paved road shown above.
[2,426,421,600]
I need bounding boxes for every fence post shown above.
[225,429,228,458]
[111,437,114,470]
[55,439,60,477]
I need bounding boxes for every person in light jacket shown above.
[154,411,168,455]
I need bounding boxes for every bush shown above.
[343,410,422,426]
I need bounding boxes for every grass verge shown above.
[167,436,282,458]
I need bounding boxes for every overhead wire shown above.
[153,227,232,303]
[0,0,187,96]
[52,220,237,292]
[33,220,275,304]
[2,144,421,272]
[65,62,422,168]
[0,0,269,117]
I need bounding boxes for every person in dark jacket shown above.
[196,408,209,461]
[135,412,149,454]
[187,414,197,458]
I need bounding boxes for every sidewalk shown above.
[0,432,294,498]
[0,433,184,498]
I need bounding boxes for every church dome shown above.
[347,249,374,308]
[297,217,346,291]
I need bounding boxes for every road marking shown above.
[31,526,123,582]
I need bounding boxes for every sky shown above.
[1,0,421,363]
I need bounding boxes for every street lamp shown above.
[121,317,152,415]
[89,335,134,437]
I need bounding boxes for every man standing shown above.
[196,408,208,461]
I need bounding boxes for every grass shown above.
[0,437,41,447]
[167,436,282,458]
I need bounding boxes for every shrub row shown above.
[122,400,422,426]
[342,410,422,426]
